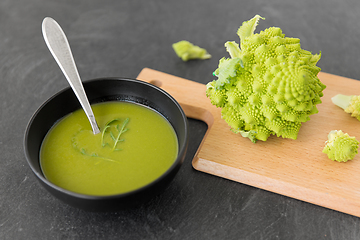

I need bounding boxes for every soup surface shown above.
[40,101,178,196]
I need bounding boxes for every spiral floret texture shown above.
[345,95,360,121]
[206,15,326,142]
[323,130,359,162]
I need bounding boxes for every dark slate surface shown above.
[1,0,360,239]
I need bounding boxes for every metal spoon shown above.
[42,17,100,134]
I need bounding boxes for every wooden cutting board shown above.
[137,68,360,217]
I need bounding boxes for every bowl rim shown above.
[23,77,189,200]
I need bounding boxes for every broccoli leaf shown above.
[237,15,265,47]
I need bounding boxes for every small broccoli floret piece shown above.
[322,130,359,162]
[172,40,211,61]
[331,94,360,121]
[206,15,326,143]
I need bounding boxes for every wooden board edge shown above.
[193,156,360,218]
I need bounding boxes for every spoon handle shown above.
[42,17,100,134]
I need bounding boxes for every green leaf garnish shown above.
[111,118,130,151]
[71,117,130,165]
[101,125,110,147]
[101,117,130,151]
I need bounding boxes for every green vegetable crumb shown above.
[172,40,211,61]
[331,94,360,121]
[206,15,326,143]
[323,130,359,162]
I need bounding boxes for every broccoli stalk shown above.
[206,15,326,143]
[331,94,360,121]
[322,130,359,162]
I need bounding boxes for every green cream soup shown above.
[40,101,178,196]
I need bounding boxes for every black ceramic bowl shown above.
[24,78,188,211]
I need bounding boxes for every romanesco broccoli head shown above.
[322,130,359,162]
[331,94,360,121]
[206,15,326,143]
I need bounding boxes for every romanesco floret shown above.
[172,40,211,61]
[206,15,326,143]
[331,94,360,121]
[322,130,359,162]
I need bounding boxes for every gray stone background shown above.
[1,0,360,239]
